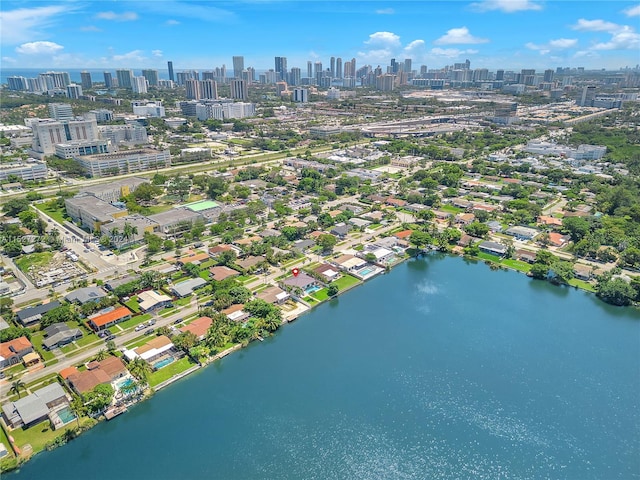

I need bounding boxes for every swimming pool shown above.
[305,285,321,294]
[116,378,134,390]
[153,358,174,370]
[56,406,76,424]
[358,267,375,276]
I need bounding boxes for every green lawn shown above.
[0,421,14,459]
[3,363,26,376]
[568,278,596,292]
[199,259,216,269]
[74,333,99,348]
[333,275,360,290]
[10,419,67,454]
[124,298,141,313]
[174,297,192,307]
[147,357,197,388]
[34,203,68,225]
[124,335,152,349]
[311,288,330,301]
[145,204,174,215]
[59,343,78,354]
[28,332,55,362]
[500,259,532,273]
[304,296,319,305]
[118,314,152,330]
[440,205,463,214]
[14,252,54,273]
[159,307,177,317]
[477,252,501,262]
[198,270,211,281]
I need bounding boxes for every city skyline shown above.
[1,1,639,72]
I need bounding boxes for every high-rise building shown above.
[132,76,148,94]
[330,57,336,78]
[288,67,301,86]
[293,88,309,103]
[39,71,71,88]
[232,56,245,78]
[66,84,83,99]
[80,71,92,90]
[201,79,218,99]
[404,59,412,75]
[167,61,175,82]
[336,58,343,79]
[243,67,255,84]
[29,116,100,155]
[7,76,28,91]
[307,61,313,79]
[390,58,399,74]
[185,79,202,100]
[104,72,114,88]
[49,103,74,120]
[495,69,504,81]
[142,69,159,86]
[579,86,597,106]
[230,79,248,100]
[314,62,322,77]
[543,69,554,82]
[376,74,395,91]
[116,69,134,89]
[275,56,287,81]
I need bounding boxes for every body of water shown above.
[9,255,640,479]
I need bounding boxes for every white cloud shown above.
[152,50,163,57]
[434,27,488,45]
[96,11,139,21]
[2,57,17,64]
[470,0,542,13]
[571,19,640,51]
[623,4,640,17]
[0,5,73,44]
[80,26,102,32]
[111,50,147,63]
[591,27,640,50]
[526,38,577,55]
[15,41,64,55]
[404,39,426,55]
[365,31,401,47]
[375,8,395,14]
[430,47,479,58]
[548,38,578,48]
[166,19,180,25]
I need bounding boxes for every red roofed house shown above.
[0,336,34,369]
[180,316,213,340]
[88,306,132,331]
[537,215,563,227]
[394,230,413,240]
[177,252,210,266]
[548,232,569,247]
[208,244,234,257]
[209,265,241,282]
[386,197,407,207]
[66,356,128,395]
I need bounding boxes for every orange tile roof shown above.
[548,232,567,246]
[0,336,33,358]
[90,306,132,328]
[179,252,210,264]
[180,316,213,338]
[98,356,127,379]
[394,230,413,239]
[59,366,79,379]
[222,304,245,315]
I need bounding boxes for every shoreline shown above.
[0,250,615,474]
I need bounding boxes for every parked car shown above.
[144,328,155,335]
[106,335,116,341]
[135,324,147,332]
[147,319,156,326]
[98,331,107,338]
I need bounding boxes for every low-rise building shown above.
[65,194,128,231]
[2,383,69,429]
[209,265,241,282]
[137,290,172,312]
[64,286,107,305]
[66,356,128,394]
[256,286,290,305]
[88,306,132,331]
[0,336,34,369]
[80,177,149,203]
[0,159,48,182]
[180,316,213,341]
[147,208,204,236]
[221,304,250,322]
[42,323,83,350]
[282,272,318,292]
[314,264,341,283]
[505,226,539,241]
[171,277,207,298]
[123,335,175,366]
[479,241,507,256]
[15,301,61,327]
[75,149,171,178]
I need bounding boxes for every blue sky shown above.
[1,1,639,71]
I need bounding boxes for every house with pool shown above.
[63,356,128,396]
[1,383,71,430]
[281,272,319,296]
[123,335,178,370]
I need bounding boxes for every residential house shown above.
[222,304,250,322]
[349,218,371,229]
[88,306,132,331]
[64,286,107,305]
[363,247,395,264]
[573,264,593,281]
[208,244,235,257]
[2,383,69,429]
[455,213,475,225]
[537,215,563,227]
[479,241,507,256]
[516,249,537,264]
[104,275,140,292]
[292,239,315,253]
[235,255,267,271]
[66,356,128,395]
[179,316,212,341]
[505,226,539,241]
[171,277,207,298]
[42,323,83,350]
[332,254,367,273]
[177,252,210,267]
[282,272,318,292]
[487,221,503,233]
[234,236,262,248]
[547,232,569,247]
[137,290,172,312]
[330,223,351,239]
[256,286,290,305]
[123,335,175,366]
[209,266,240,282]
[386,197,407,208]
[314,264,341,283]
[394,230,413,241]
[15,301,61,327]
[0,337,34,368]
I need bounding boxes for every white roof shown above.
[138,290,171,311]
[275,292,290,301]
[372,247,393,259]
[227,310,247,321]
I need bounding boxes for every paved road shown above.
[5,301,201,391]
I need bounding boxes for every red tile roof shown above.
[0,336,32,358]
[394,230,413,239]
[180,316,213,338]
[90,306,132,328]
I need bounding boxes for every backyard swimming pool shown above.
[153,358,174,370]
[56,406,76,425]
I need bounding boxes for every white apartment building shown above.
[75,149,171,177]
[0,160,48,182]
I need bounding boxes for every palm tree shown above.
[95,349,108,362]
[129,357,152,381]
[10,380,26,399]
[70,396,84,428]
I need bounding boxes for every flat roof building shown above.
[75,149,170,178]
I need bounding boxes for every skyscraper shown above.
[49,103,74,121]
[307,61,313,79]
[185,79,201,100]
[543,69,554,82]
[104,71,114,88]
[275,57,287,81]
[404,59,412,74]
[132,76,148,94]
[233,56,245,78]
[330,57,336,78]
[495,69,504,81]
[201,79,218,99]
[167,61,175,82]
[66,84,83,99]
[289,67,301,86]
[80,71,92,90]
[116,69,134,89]
[142,69,159,86]
[230,79,248,100]
[336,58,343,79]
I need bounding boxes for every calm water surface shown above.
[11,255,640,479]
